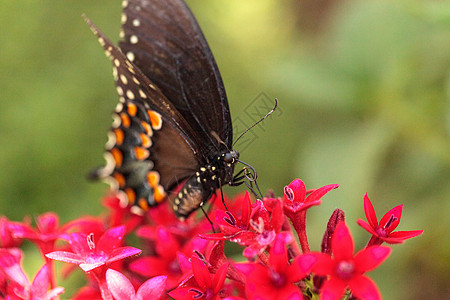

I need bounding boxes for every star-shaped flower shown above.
[357,194,423,246]
[0,249,64,299]
[169,256,229,300]
[235,234,317,300]
[307,222,391,300]
[46,225,141,272]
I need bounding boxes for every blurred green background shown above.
[0,0,448,298]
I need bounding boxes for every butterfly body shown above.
[86,0,243,219]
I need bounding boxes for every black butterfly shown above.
[86,0,259,220]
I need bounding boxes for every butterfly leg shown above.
[218,178,229,212]
[200,202,216,233]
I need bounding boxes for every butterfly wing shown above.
[119,0,233,151]
[85,17,202,210]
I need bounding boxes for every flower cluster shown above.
[0,179,423,299]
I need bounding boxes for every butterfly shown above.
[85,0,259,220]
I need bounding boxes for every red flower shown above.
[129,226,208,289]
[307,222,391,300]
[0,217,23,248]
[45,225,141,273]
[0,249,64,299]
[357,194,424,246]
[235,235,317,300]
[203,191,252,241]
[8,212,64,255]
[169,256,229,300]
[103,195,144,233]
[283,179,339,252]
[106,268,167,300]
[205,196,289,261]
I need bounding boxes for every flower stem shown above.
[291,211,310,253]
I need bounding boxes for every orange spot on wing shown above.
[141,121,153,136]
[135,147,149,160]
[147,110,162,130]
[140,133,152,148]
[147,171,160,188]
[127,102,137,116]
[154,186,166,203]
[114,129,125,145]
[125,188,136,205]
[113,172,126,188]
[120,113,131,128]
[110,148,123,167]
[138,198,149,211]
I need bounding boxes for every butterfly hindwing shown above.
[85,16,200,211]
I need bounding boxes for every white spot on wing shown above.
[126,52,135,62]
[139,89,147,98]
[126,90,135,100]
[105,131,116,149]
[130,35,138,44]
[120,74,128,85]
[132,19,140,27]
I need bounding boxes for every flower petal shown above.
[30,264,50,297]
[320,277,347,300]
[212,262,228,294]
[269,234,288,273]
[379,205,402,233]
[47,287,65,299]
[309,253,334,276]
[108,246,141,264]
[191,256,212,289]
[332,222,354,260]
[241,191,252,226]
[270,200,284,232]
[106,268,134,300]
[136,275,167,299]
[382,230,424,244]
[354,246,391,273]
[129,257,167,277]
[363,194,378,229]
[0,249,29,287]
[168,287,194,300]
[45,251,85,265]
[68,233,91,257]
[288,179,306,202]
[305,184,339,203]
[348,275,381,300]
[97,226,126,253]
[356,219,377,236]
[287,254,317,282]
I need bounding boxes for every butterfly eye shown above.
[223,152,234,163]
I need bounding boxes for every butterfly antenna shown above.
[232,98,278,147]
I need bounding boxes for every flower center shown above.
[375,226,388,237]
[168,260,181,275]
[335,260,355,280]
[270,270,286,288]
[257,230,275,246]
[384,214,398,230]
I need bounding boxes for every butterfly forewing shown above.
[119,0,233,151]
